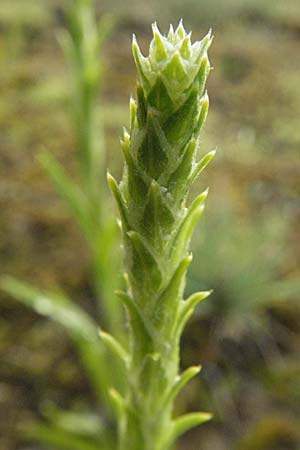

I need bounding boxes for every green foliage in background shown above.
[2,1,122,449]
[188,204,298,336]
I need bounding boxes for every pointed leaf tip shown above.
[189,149,216,185]
[107,172,129,229]
[132,34,153,90]
[162,365,202,410]
[152,24,167,61]
[174,290,212,338]
[166,412,213,447]
[151,21,162,38]
[163,51,187,84]
[175,19,186,39]
[180,35,192,59]
[109,388,125,418]
[98,328,129,365]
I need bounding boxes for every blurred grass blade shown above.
[42,406,104,437]
[97,14,114,49]
[22,422,108,450]
[39,151,91,237]
[1,276,112,407]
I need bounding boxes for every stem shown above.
[109,22,215,450]
[119,331,179,450]
[66,0,123,331]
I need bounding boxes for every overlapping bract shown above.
[110,22,214,303]
[133,21,212,105]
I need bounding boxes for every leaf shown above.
[129,96,137,130]
[168,412,212,444]
[1,277,113,407]
[167,139,196,199]
[147,75,174,112]
[1,277,96,339]
[197,55,210,98]
[189,149,216,185]
[162,366,201,409]
[22,422,107,450]
[41,405,104,438]
[107,172,129,230]
[127,231,162,292]
[170,190,208,265]
[151,256,192,333]
[39,151,90,237]
[150,23,167,62]
[109,388,125,420]
[99,329,129,366]
[116,290,154,343]
[142,180,174,246]
[162,52,188,95]
[164,87,199,151]
[122,144,148,208]
[195,92,209,133]
[136,84,147,127]
[174,290,212,339]
[193,29,213,65]
[97,14,114,49]
[138,111,169,179]
[132,35,152,92]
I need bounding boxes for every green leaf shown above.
[136,84,147,127]
[147,76,174,112]
[132,35,152,92]
[168,412,212,444]
[129,96,137,130]
[99,329,129,366]
[162,365,201,409]
[126,231,162,293]
[41,405,104,438]
[151,256,192,333]
[97,14,114,49]
[193,29,213,65]
[142,180,174,246]
[197,55,210,97]
[107,172,129,230]
[195,92,209,133]
[189,149,216,185]
[179,34,192,59]
[109,388,125,420]
[22,422,106,450]
[138,111,169,179]
[116,290,154,341]
[1,277,112,406]
[164,87,199,150]
[167,139,196,199]
[122,145,148,209]
[39,151,90,237]
[1,277,96,340]
[162,52,188,96]
[170,190,208,265]
[174,290,212,338]
[150,22,167,63]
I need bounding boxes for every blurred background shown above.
[1,0,300,449]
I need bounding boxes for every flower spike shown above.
[109,22,214,450]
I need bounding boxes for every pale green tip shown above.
[190,364,202,375]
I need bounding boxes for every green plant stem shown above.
[63,0,123,334]
[107,22,215,450]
